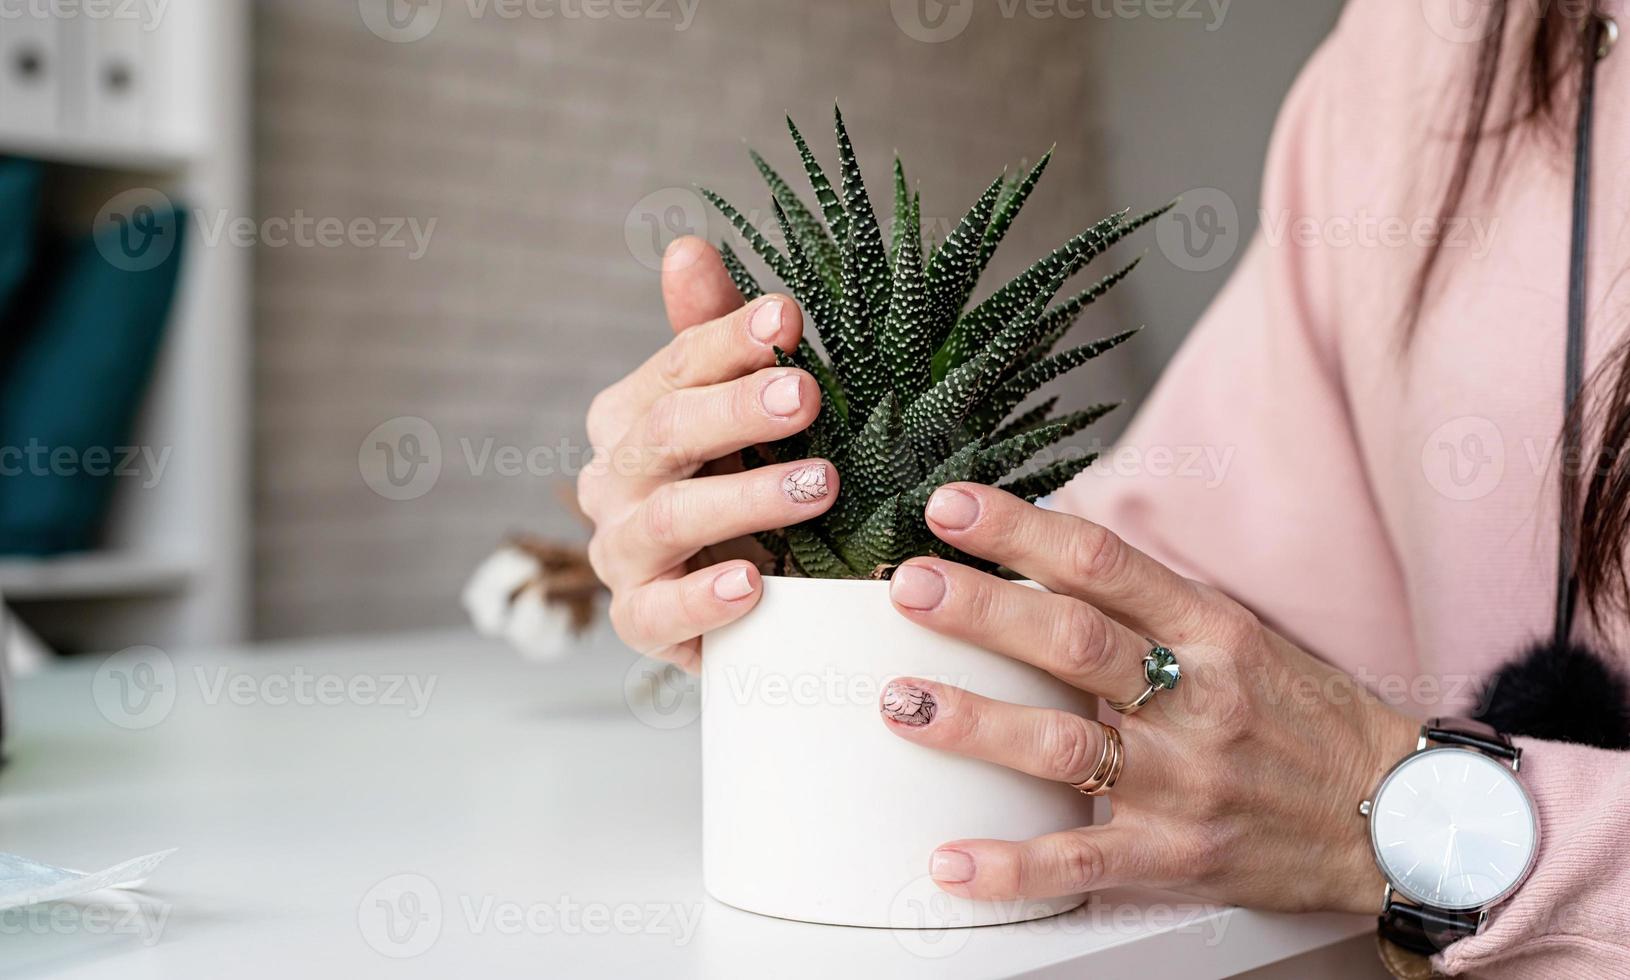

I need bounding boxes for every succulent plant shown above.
[703,106,1167,579]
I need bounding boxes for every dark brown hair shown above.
[1411,1,1627,623]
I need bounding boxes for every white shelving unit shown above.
[0,0,249,653]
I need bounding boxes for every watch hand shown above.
[1434,827,1459,898]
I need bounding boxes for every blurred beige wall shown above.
[251,0,1342,639]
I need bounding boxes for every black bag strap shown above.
[1555,16,1610,647]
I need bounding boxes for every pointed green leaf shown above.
[890,156,909,268]
[991,396,1059,443]
[936,208,1127,376]
[967,409,1111,487]
[718,241,763,301]
[978,147,1052,274]
[925,173,1003,328]
[1034,256,1142,348]
[833,106,891,321]
[837,220,889,420]
[902,351,994,457]
[752,148,841,292]
[830,393,921,536]
[700,188,794,284]
[981,334,1136,430]
[787,525,856,578]
[1000,451,1100,503]
[788,116,848,242]
[879,189,934,401]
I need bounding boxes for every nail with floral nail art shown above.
[881,681,936,727]
[782,463,830,503]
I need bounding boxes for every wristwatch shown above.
[1358,718,1539,956]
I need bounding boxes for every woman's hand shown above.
[879,482,1419,914]
[579,237,838,672]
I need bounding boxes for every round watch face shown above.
[1369,747,1539,911]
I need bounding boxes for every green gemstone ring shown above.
[1107,644,1181,715]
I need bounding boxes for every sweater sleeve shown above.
[1051,13,1416,675]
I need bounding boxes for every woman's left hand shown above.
[879,482,1419,914]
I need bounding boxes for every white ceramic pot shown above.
[702,575,1095,928]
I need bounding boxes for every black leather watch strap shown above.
[1379,897,1483,954]
[1425,716,1520,765]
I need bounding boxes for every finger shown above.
[591,460,837,588]
[922,483,1208,643]
[589,294,804,447]
[887,559,1150,704]
[878,678,1162,794]
[662,236,744,334]
[927,826,1174,902]
[612,367,820,493]
[611,560,763,669]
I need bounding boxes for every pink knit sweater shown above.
[1055,1,1630,975]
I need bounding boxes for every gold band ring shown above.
[1071,722,1124,797]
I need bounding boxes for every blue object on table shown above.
[0,195,187,555]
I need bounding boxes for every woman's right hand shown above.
[579,236,840,672]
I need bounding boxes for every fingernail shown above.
[890,564,946,611]
[926,487,979,530]
[749,298,785,343]
[713,566,754,601]
[881,681,937,726]
[762,374,803,417]
[662,236,701,271]
[930,849,975,884]
[782,463,830,503]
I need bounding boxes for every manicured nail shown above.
[890,564,946,610]
[925,487,979,530]
[782,463,830,503]
[749,298,785,343]
[713,566,754,601]
[930,849,975,884]
[762,374,803,417]
[881,681,937,726]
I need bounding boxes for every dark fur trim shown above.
[1472,641,1630,750]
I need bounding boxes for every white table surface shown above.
[1,631,1373,979]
